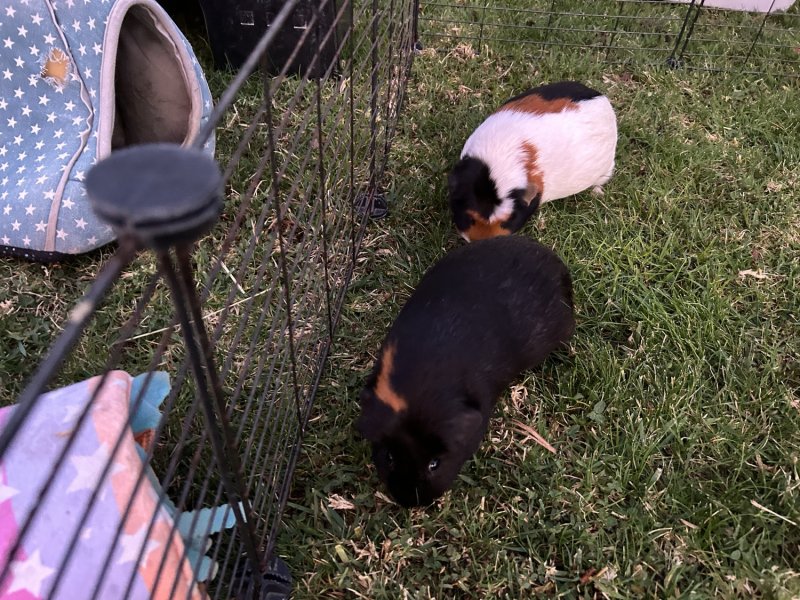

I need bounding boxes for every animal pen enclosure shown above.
[419,0,799,77]
[0,0,415,597]
[0,0,798,599]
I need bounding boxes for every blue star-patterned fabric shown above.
[0,0,215,261]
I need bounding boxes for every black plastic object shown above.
[198,0,341,77]
[85,143,223,250]
[232,555,293,600]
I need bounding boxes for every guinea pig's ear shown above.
[447,407,485,453]
[355,387,397,442]
[447,168,460,195]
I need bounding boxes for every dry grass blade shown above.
[750,499,798,527]
[510,419,557,454]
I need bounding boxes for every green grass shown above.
[275,41,800,600]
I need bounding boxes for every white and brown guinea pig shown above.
[448,80,618,242]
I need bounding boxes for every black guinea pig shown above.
[356,236,575,507]
[448,81,618,242]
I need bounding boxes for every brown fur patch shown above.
[498,93,578,115]
[522,142,545,204]
[463,209,512,241]
[375,343,407,412]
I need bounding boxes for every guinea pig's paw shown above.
[590,184,605,196]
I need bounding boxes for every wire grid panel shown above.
[679,3,800,76]
[418,0,799,75]
[0,0,415,598]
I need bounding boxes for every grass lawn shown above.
[276,30,800,600]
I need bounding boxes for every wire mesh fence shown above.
[418,0,799,77]
[0,0,415,598]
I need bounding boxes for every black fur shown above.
[356,236,576,507]
[501,80,602,107]
[447,156,500,228]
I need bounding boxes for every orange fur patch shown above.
[521,142,544,204]
[464,210,512,241]
[375,343,407,412]
[498,93,578,115]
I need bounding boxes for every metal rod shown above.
[158,249,264,584]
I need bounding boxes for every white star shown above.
[89,88,96,99]
[25,204,35,215]
[43,190,55,200]
[66,0,75,7]
[54,128,63,138]
[0,163,7,171]
[74,217,87,229]
[11,220,21,231]
[18,190,28,200]
[4,38,14,50]
[1,236,8,245]
[35,174,46,184]
[87,236,97,245]
[6,550,55,596]
[56,229,67,240]
[17,26,28,38]
[16,166,26,175]
[75,171,84,181]
[21,105,31,117]
[13,88,23,99]
[31,13,43,26]
[17,151,26,161]
[5,6,17,17]
[30,124,40,135]
[60,402,83,425]
[77,44,87,57]
[72,20,81,32]
[28,74,38,87]
[13,136,22,146]
[0,99,6,110]
[64,100,75,111]
[0,482,19,503]
[0,146,5,156]
[57,152,69,161]
[43,34,55,45]
[29,45,39,57]
[35,163,44,170]
[62,197,74,209]
[71,116,82,126]
[6,117,16,127]
[46,112,56,123]
[87,18,96,31]
[38,94,49,106]
[22,236,31,246]
[117,525,161,567]
[66,443,119,493]
[34,141,43,150]
[81,528,93,540]
[35,220,46,232]
[2,69,11,81]
[83,68,92,79]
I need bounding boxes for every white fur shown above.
[460,95,617,223]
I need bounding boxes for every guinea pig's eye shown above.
[428,458,440,472]
[387,451,395,468]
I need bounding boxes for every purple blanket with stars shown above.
[0,371,203,600]
[0,0,214,261]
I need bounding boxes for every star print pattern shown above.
[0,371,206,599]
[0,0,215,258]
